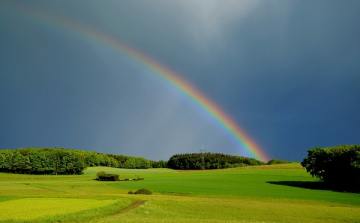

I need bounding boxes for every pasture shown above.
[0,163,359,222]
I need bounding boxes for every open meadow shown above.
[0,163,359,223]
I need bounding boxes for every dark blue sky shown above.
[1,0,359,161]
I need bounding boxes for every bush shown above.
[128,191,134,194]
[134,188,152,195]
[96,171,120,181]
[301,145,360,190]
[267,159,290,165]
[96,171,106,178]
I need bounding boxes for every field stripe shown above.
[111,200,146,215]
[0,176,93,180]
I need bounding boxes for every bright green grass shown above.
[104,164,360,206]
[0,163,359,222]
[0,198,128,222]
[90,196,360,223]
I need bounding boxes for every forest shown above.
[0,148,163,175]
[1,148,290,175]
[167,153,266,170]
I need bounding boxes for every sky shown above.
[0,0,359,162]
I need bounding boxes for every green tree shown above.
[302,145,360,190]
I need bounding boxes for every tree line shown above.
[167,153,266,170]
[301,145,360,190]
[0,148,86,175]
[0,148,165,175]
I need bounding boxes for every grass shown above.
[106,163,360,205]
[0,163,359,222]
[91,196,360,223]
[0,198,126,222]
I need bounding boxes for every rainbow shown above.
[11,4,269,161]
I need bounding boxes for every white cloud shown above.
[169,0,261,44]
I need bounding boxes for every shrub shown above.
[134,188,152,195]
[96,171,106,178]
[96,171,120,181]
[128,191,134,194]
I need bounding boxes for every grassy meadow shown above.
[0,163,359,222]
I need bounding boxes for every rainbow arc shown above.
[14,5,270,161]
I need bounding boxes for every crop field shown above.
[0,163,359,222]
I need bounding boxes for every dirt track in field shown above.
[112,200,146,215]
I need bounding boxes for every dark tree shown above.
[301,145,360,190]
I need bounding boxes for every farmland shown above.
[0,163,359,222]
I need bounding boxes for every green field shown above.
[0,163,359,222]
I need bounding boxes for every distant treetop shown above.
[267,159,290,165]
